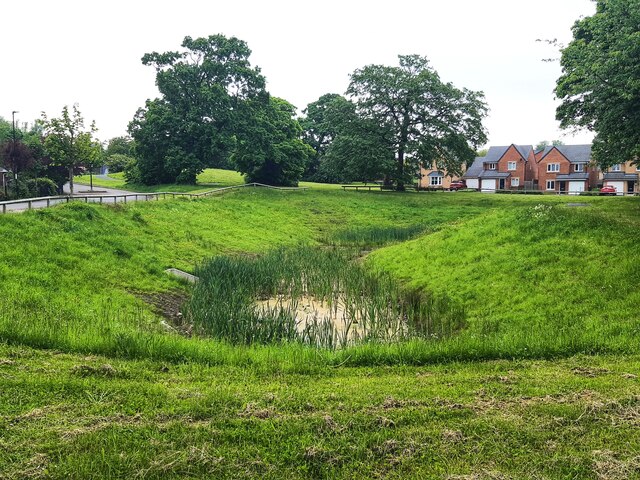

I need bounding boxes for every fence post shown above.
[124,195,127,204]
[99,196,103,204]
[46,199,50,207]
[2,204,5,214]
[28,200,32,210]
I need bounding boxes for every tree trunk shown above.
[396,148,405,191]
[90,170,93,191]
[68,166,74,195]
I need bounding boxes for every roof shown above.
[477,171,510,179]
[427,171,445,178]
[540,145,592,164]
[0,168,7,173]
[482,145,533,164]
[603,172,638,181]
[556,173,589,180]
[462,157,485,179]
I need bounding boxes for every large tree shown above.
[233,97,314,186]
[555,0,640,166]
[41,105,102,194]
[344,55,488,189]
[129,35,267,184]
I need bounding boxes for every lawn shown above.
[1,188,639,478]
[75,169,342,193]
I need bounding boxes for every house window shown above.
[507,161,517,171]
[430,176,443,186]
[547,163,560,172]
[611,164,622,172]
[488,163,497,170]
[511,177,520,187]
[546,180,556,190]
[574,163,585,172]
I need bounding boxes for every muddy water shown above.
[255,294,363,339]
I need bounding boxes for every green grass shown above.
[76,168,342,193]
[1,187,640,477]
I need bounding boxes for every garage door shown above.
[568,181,585,194]
[481,179,496,192]
[466,179,479,190]
[607,181,624,195]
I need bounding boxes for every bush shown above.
[105,154,136,173]
[26,178,58,197]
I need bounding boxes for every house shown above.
[601,161,639,195]
[465,144,536,192]
[536,145,596,194]
[417,161,463,190]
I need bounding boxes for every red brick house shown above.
[465,145,536,191]
[535,145,597,194]
[601,161,640,195]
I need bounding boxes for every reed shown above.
[183,246,466,348]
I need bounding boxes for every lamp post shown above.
[11,111,18,188]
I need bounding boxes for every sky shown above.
[1,0,596,148]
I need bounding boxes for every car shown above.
[600,185,617,196]
[449,181,466,191]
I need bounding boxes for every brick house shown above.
[601,161,640,195]
[464,145,536,192]
[536,145,596,194]
[418,161,464,190]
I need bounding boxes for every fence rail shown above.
[0,182,308,214]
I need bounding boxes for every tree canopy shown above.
[555,0,640,166]
[302,55,488,188]
[129,35,269,184]
[41,105,102,194]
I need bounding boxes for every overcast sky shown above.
[1,0,596,147]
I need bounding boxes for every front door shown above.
[559,181,567,193]
[499,179,505,190]
[628,181,635,194]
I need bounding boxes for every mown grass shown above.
[76,168,342,193]
[1,342,640,479]
[1,188,640,477]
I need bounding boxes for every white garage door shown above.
[606,181,624,195]
[568,181,585,194]
[482,179,496,192]
[466,179,479,190]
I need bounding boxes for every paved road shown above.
[1,184,157,213]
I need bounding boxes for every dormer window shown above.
[488,163,497,170]
[611,164,622,172]
[574,163,585,172]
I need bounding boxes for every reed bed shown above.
[325,224,431,247]
[183,246,465,348]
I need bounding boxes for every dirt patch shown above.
[135,290,192,334]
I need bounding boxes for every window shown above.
[611,164,622,172]
[547,163,560,172]
[429,176,443,186]
[546,180,555,190]
[507,161,517,171]
[488,163,497,170]
[574,163,585,172]
[511,177,520,187]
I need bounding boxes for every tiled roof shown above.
[556,173,589,180]
[462,157,485,178]
[482,145,533,163]
[427,171,445,177]
[603,172,638,181]
[477,171,510,179]
[540,145,592,164]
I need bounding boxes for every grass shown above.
[185,246,464,348]
[75,168,342,193]
[1,183,640,477]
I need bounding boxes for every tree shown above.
[535,139,564,151]
[233,97,314,186]
[345,55,488,189]
[41,105,101,194]
[130,35,267,184]
[555,0,640,167]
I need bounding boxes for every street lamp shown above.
[11,111,18,184]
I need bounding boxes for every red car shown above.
[600,185,617,196]
[449,181,466,191]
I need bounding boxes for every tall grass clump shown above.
[326,224,431,248]
[183,246,465,349]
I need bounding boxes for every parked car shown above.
[599,185,617,196]
[449,181,466,191]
